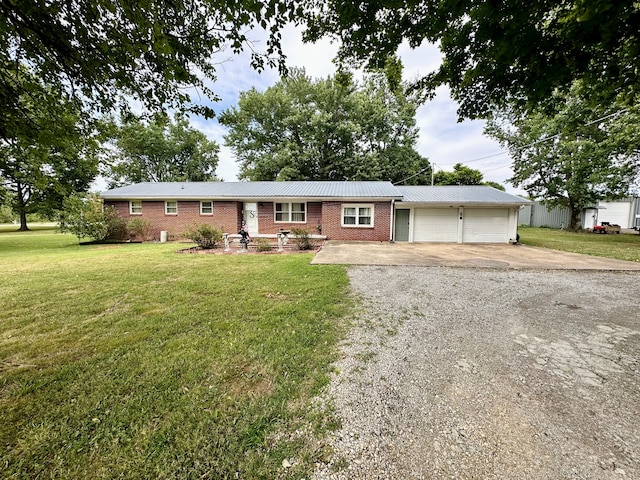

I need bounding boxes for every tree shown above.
[433,163,483,186]
[107,114,220,187]
[1,0,296,142]
[432,163,504,190]
[303,0,640,119]
[2,2,296,223]
[0,82,102,230]
[219,68,431,184]
[485,85,640,230]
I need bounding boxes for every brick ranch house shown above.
[100,181,532,243]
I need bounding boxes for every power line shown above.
[438,108,630,168]
[482,164,509,174]
[395,108,631,185]
[393,165,431,185]
[439,150,509,166]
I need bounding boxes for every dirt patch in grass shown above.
[225,363,275,399]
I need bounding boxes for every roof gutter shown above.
[101,195,404,202]
[395,202,532,207]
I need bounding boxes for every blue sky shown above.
[170,25,521,194]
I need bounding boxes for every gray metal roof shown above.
[101,181,403,200]
[395,185,532,206]
[101,182,532,205]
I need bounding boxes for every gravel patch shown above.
[314,267,640,479]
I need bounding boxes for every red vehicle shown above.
[593,222,621,234]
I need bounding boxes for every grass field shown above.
[519,225,640,262]
[0,228,351,479]
[4,224,636,478]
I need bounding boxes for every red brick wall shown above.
[321,201,392,241]
[257,202,323,235]
[106,200,242,240]
[106,199,391,241]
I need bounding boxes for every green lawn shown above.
[519,225,640,262]
[0,229,351,479]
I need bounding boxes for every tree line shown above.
[1,65,498,230]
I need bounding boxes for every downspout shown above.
[389,199,395,242]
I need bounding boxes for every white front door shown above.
[583,208,597,229]
[243,202,259,235]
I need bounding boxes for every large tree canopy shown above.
[107,114,220,187]
[1,0,297,142]
[304,0,639,119]
[486,84,640,230]
[0,82,102,230]
[219,69,431,184]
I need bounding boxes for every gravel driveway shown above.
[314,267,640,479]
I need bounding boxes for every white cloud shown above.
[279,24,339,78]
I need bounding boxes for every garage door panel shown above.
[598,202,631,228]
[463,209,509,243]
[414,209,458,242]
[411,207,511,243]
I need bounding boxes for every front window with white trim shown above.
[275,202,306,223]
[165,201,178,215]
[342,204,374,227]
[129,200,142,215]
[200,201,213,215]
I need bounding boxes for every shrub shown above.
[255,238,273,252]
[106,211,128,240]
[290,227,315,251]
[26,213,49,222]
[59,194,126,241]
[0,205,15,223]
[127,217,152,241]
[183,223,223,249]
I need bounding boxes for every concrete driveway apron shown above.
[311,241,640,270]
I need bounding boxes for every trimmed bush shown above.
[183,223,223,249]
[255,238,273,252]
[127,217,152,241]
[106,213,128,240]
[290,227,315,250]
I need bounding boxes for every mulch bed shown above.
[175,242,324,255]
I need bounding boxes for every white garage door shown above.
[413,209,459,242]
[462,209,510,243]
[598,202,631,228]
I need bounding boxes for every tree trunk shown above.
[18,209,29,231]
[16,180,29,231]
[567,200,581,231]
